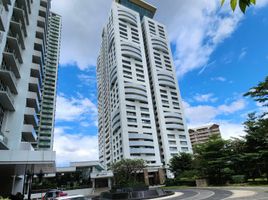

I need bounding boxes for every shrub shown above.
[231,175,246,184]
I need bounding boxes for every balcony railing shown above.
[0,80,15,111]
[0,63,17,94]
[0,80,14,104]
[0,130,8,149]
[0,4,5,31]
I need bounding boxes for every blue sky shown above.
[51,0,268,166]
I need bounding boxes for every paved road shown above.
[166,187,268,200]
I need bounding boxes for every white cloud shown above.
[51,0,111,70]
[54,127,99,166]
[78,74,96,86]
[218,99,246,114]
[147,0,243,77]
[255,0,268,8]
[211,76,227,82]
[51,0,268,75]
[183,98,247,125]
[55,95,98,126]
[194,93,218,103]
[183,101,218,124]
[238,47,247,60]
[219,122,246,139]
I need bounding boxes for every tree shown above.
[194,135,233,185]
[110,159,146,187]
[244,76,268,108]
[169,153,193,178]
[221,0,256,13]
[243,76,268,181]
[243,113,268,181]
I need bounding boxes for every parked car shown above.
[42,189,68,200]
[56,195,89,200]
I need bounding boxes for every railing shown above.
[4,45,20,69]
[0,80,14,103]
[0,130,8,146]
[1,63,17,86]
[0,32,3,44]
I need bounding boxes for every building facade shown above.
[37,12,61,150]
[0,0,60,196]
[97,0,192,179]
[189,124,221,146]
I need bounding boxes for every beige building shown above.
[188,124,221,146]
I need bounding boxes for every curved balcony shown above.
[129,133,153,140]
[118,9,136,21]
[158,78,176,89]
[165,117,183,124]
[118,10,137,25]
[130,148,155,154]
[125,93,148,103]
[125,86,147,98]
[157,70,174,80]
[111,109,120,122]
[125,82,146,92]
[164,112,182,120]
[129,140,154,147]
[166,123,185,131]
[112,121,121,132]
[110,66,117,86]
[108,28,114,50]
[121,42,142,60]
[152,38,169,53]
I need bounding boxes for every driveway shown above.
[165,187,268,200]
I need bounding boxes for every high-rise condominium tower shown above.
[0,0,60,196]
[97,0,192,179]
[37,12,61,150]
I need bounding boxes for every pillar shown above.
[143,169,149,186]
[158,168,166,185]
[108,178,112,189]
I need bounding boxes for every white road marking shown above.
[148,192,183,200]
[223,190,256,199]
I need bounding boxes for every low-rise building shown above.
[33,161,113,193]
[188,124,221,146]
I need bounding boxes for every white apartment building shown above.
[97,0,192,181]
[0,0,58,196]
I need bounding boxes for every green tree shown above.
[228,138,246,176]
[194,135,233,185]
[221,0,256,13]
[169,152,193,178]
[244,76,268,108]
[243,113,268,181]
[243,76,268,181]
[110,159,146,187]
